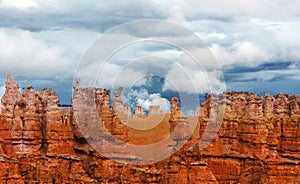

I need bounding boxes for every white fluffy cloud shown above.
[123,88,170,113]
[137,93,170,113]
[163,62,226,94]
[187,18,300,69]
[235,69,300,82]
[0,0,38,9]
[33,28,100,61]
[212,42,271,68]
[0,28,74,78]
[76,38,227,94]
[1,0,300,103]
[98,63,147,88]
[7,0,299,18]
[77,61,147,88]
[162,0,300,18]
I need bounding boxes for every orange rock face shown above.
[134,106,145,118]
[0,75,299,183]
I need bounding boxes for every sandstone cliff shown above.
[0,75,299,183]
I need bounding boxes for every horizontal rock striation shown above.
[0,75,299,183]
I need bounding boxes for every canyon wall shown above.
[0,75,299,183]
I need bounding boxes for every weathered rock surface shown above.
[148,105,162,115]
[170,97,181,122]
[197,91,300,183]
[134,106,145,118]
[112,87,131,118]
[0,76,299,183]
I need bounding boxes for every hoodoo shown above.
[0,75,299,183]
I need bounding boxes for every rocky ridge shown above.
[0,75,299,183]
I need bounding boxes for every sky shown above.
[0,0,300,114]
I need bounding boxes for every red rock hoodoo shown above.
[0,75,299,183]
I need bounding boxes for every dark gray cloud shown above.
[0,0,166,32]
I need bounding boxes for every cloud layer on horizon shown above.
[0,0,300,105]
